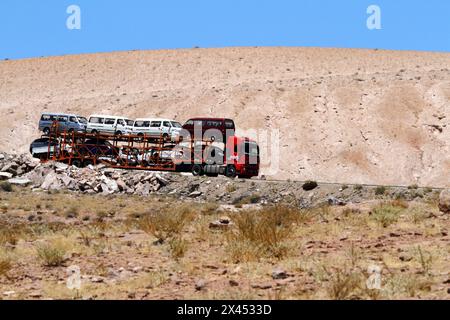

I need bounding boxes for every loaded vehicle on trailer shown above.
[180,118,235,142]
[87,115,134,136]
[41,122,260,179]
[39,113,87,136]
[133,118,183,140]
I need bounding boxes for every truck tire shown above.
[191,164,204,176]
[43,127,51,136]
[226,165,237,178]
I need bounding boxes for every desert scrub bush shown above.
[416,246,433,276]
[0,182,13,193]
[226,184,237,193]
[370,204,404,228]
[375,186,386,196]
[302,180,318,191]
[64,206,79,218]
[233,193,262,206]
[389,199,409,209]
[326,268,363,300]
[408,207,427,224]
[0,250,12,278]
[200,203,219,215]
[0,229,18,247]
[226,206,306,262]
[36,241,67,267]
[139,206,195,243]
[353,184,363,191]
[384,274,432,298]
[168,237,188,260]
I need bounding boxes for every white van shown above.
[87,115,134,135]
[133,118,182,139]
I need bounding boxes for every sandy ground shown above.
[0,47,449,187]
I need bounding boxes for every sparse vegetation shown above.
[168,237,188,260]
[302,180,318,191]
[375,186,386,196]
[0,182,13,192]
[36,241,67,267]
[227,206,308,262]
[139,206,195,243]
[371,203,403,227]
[0,185,446,300]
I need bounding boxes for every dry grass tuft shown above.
[370,203,404,227]
[36,241,67,267]
[227,206,309,262]
[139,205,195,243]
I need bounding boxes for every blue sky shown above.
[0,0,449,60]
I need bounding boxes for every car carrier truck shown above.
[41,123,260,179]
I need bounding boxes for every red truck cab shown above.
[184,135,260,179]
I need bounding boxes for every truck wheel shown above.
[43,128,50,136]
[91,130,98,135]
[191,164,204,176]
[115,131,122,136]
[226,165,237,178]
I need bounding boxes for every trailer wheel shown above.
[83,159,94,167]
[191,164,204,176]
[71,159,82,168]
[226,165,237,178]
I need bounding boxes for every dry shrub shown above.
[389,199,409,209]
[140,205,195,243]
[0,254,12,277]
[36,241,67,267]
[0,228,18,247]
[327,269,363,300]
[227,206,309,262]
[168,237,188,260]
[371,204,404,228]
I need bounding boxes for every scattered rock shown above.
[195,279,207,291]
[327,196,346,206]
[8,178,32,186]
[251,283,272,290]
[272,268,288,280]
[229,279,239,287]
[0,172,13,180]
[189,191,202,198]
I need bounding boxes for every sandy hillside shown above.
[0,47,449,187]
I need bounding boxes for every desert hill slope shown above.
[0,47,449,187]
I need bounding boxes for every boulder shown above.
[41,172,61,190]
[272,268,288,280]
[100,176,119,194]
[0,172,13,180]
[439,189,450,214]
[8,178,32,186]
